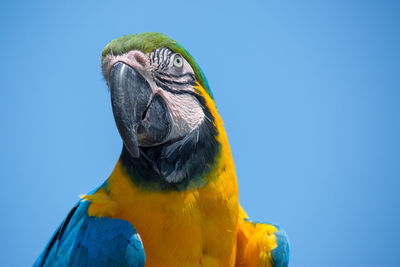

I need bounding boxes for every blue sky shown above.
[1,0,399,266]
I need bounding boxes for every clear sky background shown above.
[1,0,399,266]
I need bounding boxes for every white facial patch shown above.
[157,89,205,140]
[148,48,206,140]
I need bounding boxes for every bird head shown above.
[101,32,224,188]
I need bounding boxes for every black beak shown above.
[109,62,171,158]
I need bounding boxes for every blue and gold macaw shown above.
[35,32,289,267]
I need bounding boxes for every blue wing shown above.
[269,224,289,267]
[34,200,145,267]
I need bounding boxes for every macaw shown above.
[34,32,289,267]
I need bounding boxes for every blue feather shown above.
[270,224,290,267]
[34,200,145,267]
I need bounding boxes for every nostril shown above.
[134,53,147,68]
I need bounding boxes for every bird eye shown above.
[173,55,184,68]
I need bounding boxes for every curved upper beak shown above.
[109,62,171,158]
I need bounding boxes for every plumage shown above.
[36,32,289,267]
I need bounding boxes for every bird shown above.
[34,32,289,267]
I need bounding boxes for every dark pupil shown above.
[176,58,180,63]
